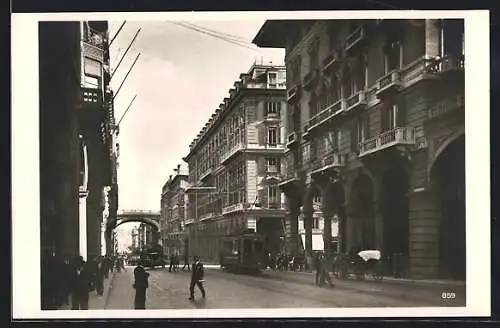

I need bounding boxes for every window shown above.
[267,101,281,114]
[268,185,279,203]
[268,72,277,87]
[266,158,280,173]
[267,127,278,145]
[313,218,320,229]
[440,19,465,57]
[381,103,402,131]
[291,56,302,85]
[324,130,337,151]
[83,75,99,88]
[384,38,402,73]
[301,143,311,164]
[351,119,368,152]
[313,195,321,203]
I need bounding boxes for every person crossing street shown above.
[188,256,206,301]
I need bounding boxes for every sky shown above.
[107,20,285,245]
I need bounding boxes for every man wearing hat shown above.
[188,256,206,301]
[133,260,150,309]
[69,256,93,310]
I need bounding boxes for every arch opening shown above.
[430,134,465,280]
[381,165,410,262]
[349,174,376,252]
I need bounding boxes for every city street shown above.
[104,266,465,309]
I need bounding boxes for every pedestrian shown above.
[181,254,190,271]
[69,256,93,310]
[188,256,206,301]
[169,255,177,273]
[133,260,150,309]
[318,253,335,288]
[314,253,322,286]
[95,256,106,296]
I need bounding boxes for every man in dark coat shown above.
[69,256,93,310]
[133,261,150,309]
[95,256,106,296]
[188,256,206,301]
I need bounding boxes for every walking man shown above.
[69,256,93,310]
[318,253,335,288]
[181,254,190,271]
[133,260,150,309]
[188,256,206,301]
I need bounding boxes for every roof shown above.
[252,20,289,48]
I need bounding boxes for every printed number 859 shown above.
[441,292,456,299]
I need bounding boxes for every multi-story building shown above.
[183,63,287,263]
[160,164,189,257]
[39,20,118,309]
[253,19,465,280]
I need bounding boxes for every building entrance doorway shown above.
[431,134,465,280]
[256,218,284,255]
[349,174,376,252]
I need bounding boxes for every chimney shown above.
[177,164,181,173]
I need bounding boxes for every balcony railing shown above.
[199,167,213,181]
[220,143,245,164]
[303,69,318,90]
[222,203,245,215]
[303,123,311,139]
[287,84,301,102]
[267,201,286,210]
[308,99,345,131]
[265,112,280,121]
[322,50,341,72]
[428,94,465,120]
[199,212,214,221]
[345,90,367,113]
[376,70,402,99]
[286,131,298,147]
[311,152,345,174]
[359,127,415,157]
[345,26,366,52]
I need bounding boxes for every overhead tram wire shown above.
[168,21,259,52]
[178,21,254,44]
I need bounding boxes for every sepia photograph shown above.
[11,10,490,319]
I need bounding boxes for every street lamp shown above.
[185,186,217,257]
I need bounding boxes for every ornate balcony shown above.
[220,143,245,165]
[427,94,465,120]
[344,90,367,113]
[199,167,213,182]
[302,69,319,91]
[376,70,402,99]
[345,26,366,52]
[322,50,341,72]
[310,151,345,175]
[287,84,301,103]
[286,131,298,148]
[307,99,345,132]
[359,127,415,157]
[222,203,245,215]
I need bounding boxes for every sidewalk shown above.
[59,271,115,310]
[262,268,465,289]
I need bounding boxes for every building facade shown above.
[183,63,288,263]
[160,164,189,257]
[253,19,465,280]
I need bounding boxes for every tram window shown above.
[254,240,264,253]
[243,239,252,254]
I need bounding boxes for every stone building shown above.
[160,164,190,257]
[253,19,465,279]
[183,63,288,262]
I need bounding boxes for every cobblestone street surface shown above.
[103,266,465,309]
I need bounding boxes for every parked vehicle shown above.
[219,229,267,274]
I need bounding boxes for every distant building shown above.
[253,19,465,279]
[183,63,288,262]
[160,164,189,257]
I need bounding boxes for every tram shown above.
[219,229,267,274]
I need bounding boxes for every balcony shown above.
[344,90,367,113]
[184,219,195,226]
[359,127,415,157]
[440,55,465,75]
[302,69,319,91]
[278,170,300,188]
[287,84,301,103]
[311,152,345,175]
[376,70,402,99]
[264,112,280,122]
[322,50,341,72]
[199,167,213,182]
[345,26,366,53]
[427,94,465,120]
[220,143,245,165]
[199,212,214,222]
[307,99,345,132]
[267,201,286,210]
[222,203,245,215]
[286,131,298,148]
[302,123,311,139]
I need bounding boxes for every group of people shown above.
[266,253,307,272]
[133,255,205,309]
[41,253,125,310]
[167,254,191,272]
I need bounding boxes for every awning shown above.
[301,234,324,251]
